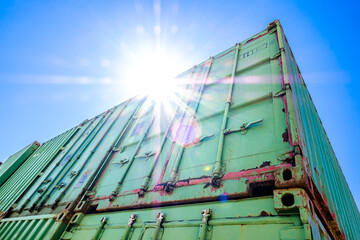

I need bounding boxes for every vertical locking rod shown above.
[211,44,241,187]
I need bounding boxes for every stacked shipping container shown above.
[0,20,359,240]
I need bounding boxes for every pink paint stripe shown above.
[156,142,175,185]
[244,31,271,45]
[283,96,293,146]
[214,48,236,60]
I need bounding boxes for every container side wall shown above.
[0,126,79,214]
[0,214,64,240]
[0,141,40,187]
[279,22,360,239]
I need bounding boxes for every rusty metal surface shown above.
[60,191,328,240]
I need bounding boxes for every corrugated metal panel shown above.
[0,126,79,214]
[13,111,110,213]
[267,20,360,239]
[1,20,358,240]
[12,98,143,214]
[16,27,290,216]
[60,189,328,240]
[0,214,65,240]
[0,141,40,187]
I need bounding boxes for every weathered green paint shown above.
[59,193,328,240]
[0,141,40,187]
[212,44,240,187]
[120,214,136,240]
[165,58,214,192]
[112,105,156,196]
[0,127,79,214]
[0,214,64,240]
[0,20,359,240]
[270,20,360,239]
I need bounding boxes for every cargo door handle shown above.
[112,159,129,167]
[69,171,77,178]
[37,187,46,193]
[196,134,214,145]
[224,119,263,135]
[134,151,155,160]
[43,178,52,184]
[184,134,214,147]
[55,182,66,189]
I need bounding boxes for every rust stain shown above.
[282,128,289,143]
[259,161,271,168]
[260,211,269,216]
[223,163,292,180]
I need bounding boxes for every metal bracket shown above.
[184,133,215,147]
[224,119,263,135]
[37,187,46,193]
[267,20,277,31]
[201,208,212,223]
[43,178,52,184]
[111,146,123,153]
[195,134,215,146]
[112,158,129,166]
[134,151,156,160]
[69,171,77,178]
[274,89,286,98]
[128,214,136,227]
[55,182,66,189]
[121,215,137,240]
[156,212,165,226]
[277,145,299,161]
[271,52,281,60]
[100,216,108,223]
[198,209,212,240]
[91,217,108,240]
[151,213,165,240]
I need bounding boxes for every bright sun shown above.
[123,47,187,103]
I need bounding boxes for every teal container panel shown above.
[60,192,327,240]
[278,23,360,239]
[0,126,78,214]
[89,30,292,212]
[0,214,64,240]
[57,100,139,205]
[13,99,142,212]
[0,141,40,187]
[13,118,96,212]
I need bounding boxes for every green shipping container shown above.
[0,127,79,215]
[1,20,359,239]
[0,141,40,187]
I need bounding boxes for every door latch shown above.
[112,158,129,167]
[134,151,156,160]
[184,133,214,147]
[224,119,263,135]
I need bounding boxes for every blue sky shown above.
[0,0,359,209]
